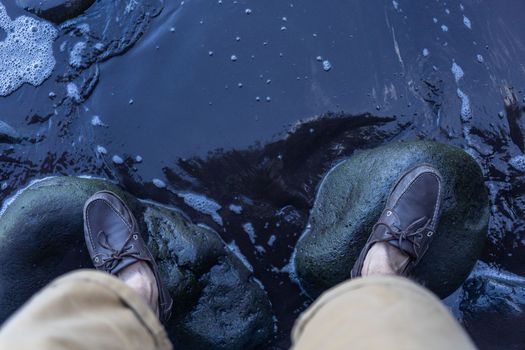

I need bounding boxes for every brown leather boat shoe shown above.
[351,164,443,278]
[83,190,173,323]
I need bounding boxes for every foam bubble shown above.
[392,0,399,10]
[152,178,166,188]
[96,145,107,154]
[112,154,124,164]
[91,115,106,126]
[322,60,332,71]
[66,82,80,101]
[0,3,57,96]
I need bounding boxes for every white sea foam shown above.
[509,155,525,172]
[0,2,57,96]
[228,203,243,214]
[178,192,223,225]
[457,88,472,122]
[226,240,253,272]
[451,62,464,83]
[69,41,86,67]
[0,176,56,217]
[463,15,472,29]
[242,222,256,244]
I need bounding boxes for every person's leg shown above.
[0,191,174,350]
[0,269,171,350]
[291,275,475,350]
[292,165,477,350]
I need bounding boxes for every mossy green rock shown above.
[294,141,489,298]
[0,177,273,349]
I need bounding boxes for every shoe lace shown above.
[94,230,140,271]
[373,216,431,258]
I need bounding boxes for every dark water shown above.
[0,0,524,349]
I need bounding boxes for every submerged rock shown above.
[460,264,525,348]
[16,0,95,23]
[0,177,274,349]
[461,264,525,316]
[294,141,489,298]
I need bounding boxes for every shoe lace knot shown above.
[93,230,140,272]
[374,216,432,258]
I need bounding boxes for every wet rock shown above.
[0,177,274,349]
[294,141,489,299]
[460,264,525,349]
[16,0,95,23]
[144,206,274,349]
[0,120,21,143]
[461,265,525,316]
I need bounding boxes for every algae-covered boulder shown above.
[294,141,489,298]
[0,177,273,349]
[16,0,95,23]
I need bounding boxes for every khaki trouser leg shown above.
[0,270,172,350]
[292,276,476,350]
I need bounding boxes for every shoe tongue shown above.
[388,239,417,258]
